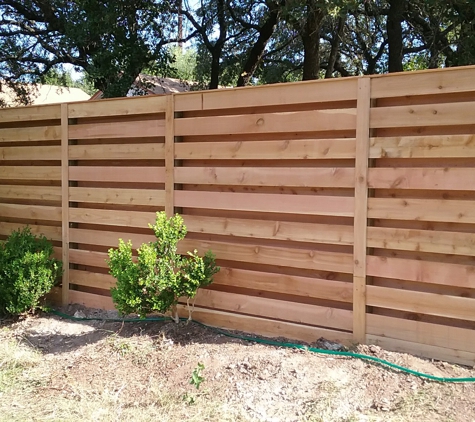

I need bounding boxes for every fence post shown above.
[353,77,371,344]
[60,103,70,305]
[165,95,175,217]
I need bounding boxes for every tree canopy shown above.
[1,0,474,104]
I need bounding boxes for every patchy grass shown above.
[0,335,42,394]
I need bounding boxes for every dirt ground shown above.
[1,306,475,422]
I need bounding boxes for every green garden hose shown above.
[49,309,475,383]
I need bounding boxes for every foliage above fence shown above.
[1,65,475,366]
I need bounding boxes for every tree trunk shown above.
[301,0,325,80]
[325,14,345,78]
[209,51,220,89]
[387,0,405,73]
[237,2,282,87]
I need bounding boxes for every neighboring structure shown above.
[0,84,90,106]
[90,74,192,100]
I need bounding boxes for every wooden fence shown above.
[1,65,475,365]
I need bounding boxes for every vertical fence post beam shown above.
[165,94,175,217]
[353,77,372,344]
[60,103,70,306]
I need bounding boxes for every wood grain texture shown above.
[177,306,353,345]
[61,103,70,305]
[368,167,475,190]
[0,146,61,161]
[0,185,61,201]
[368,198,475,223]
[191,289,352,331]
[175,138,356,160]
[175,191,354,216]
[69,96,167,118]
[69,187,166,206]
[69,166,165,183]
[69,119,165,139]
[183,215,354,245]
[371,66,475,99]
[366,334,475,367]
[69,208,156,227]
[0,204,62,221]
[370,101,475,129]
[175,109,356,137]
[69,269,116,290]
[367,285,475,321]
[367,226,475,256]
[174,77,358,112]
[353,77,371,343]
[178,239,354,273]
[369,134,475,159]
[175,167,355,188]
[366,255,475,289]
[0,104,60,123]
[165,95,175,216]
[214,267,353,302]
[0,166,61,180]
[69,143,165,160]
[367,313,475,353]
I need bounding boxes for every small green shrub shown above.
[0,227,62,316]
[108,212,220,319]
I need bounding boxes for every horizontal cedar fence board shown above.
[0,126,61,143]
[69,208,156,227]
[177,306,353,344]
[214,267,353,302]
[69,187,166,206]
[0,166,61,181]
[175,109,356,137]
[69,249,109,268]
[369,135,475,159]
[0,222,62,241]
[69,228,155,248]
[0,185,62,201]
[366,335,475,367]
[178,239,354,273]
[368,198,475,223]
[174,78,358,112]
[367,314,475,353]
[367,227,475,256]
[175,167,355,188]
[0,145,61,161]
[183,215,354,245]
[175,138,356,160]
[371,66,475,98]
[68,290,115,310]
[68,96,167,118]
[68,119,165,139]
[0,104,60,123]
[69,270,116,290]
[368,168,475,190]
[366,255,475,288]
[0,204,61,221]
[370,102,475,128]
[69,143,165,160]
[69,166,165,183]
[366,285,475,322]
[175,191,354,216]
[191,289,352,331]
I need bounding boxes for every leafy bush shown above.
[108,212,220,319]
[0,227,62,316]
